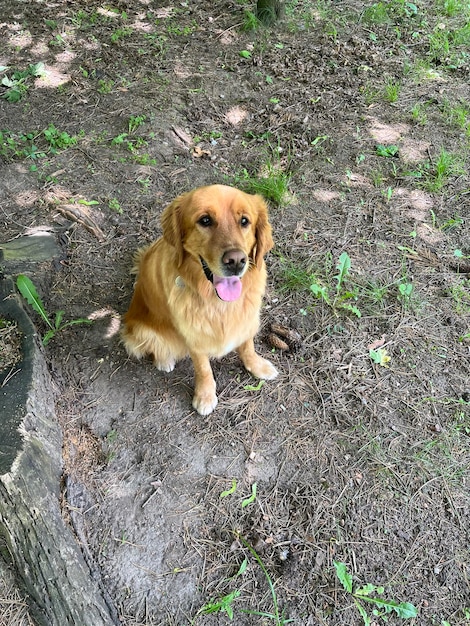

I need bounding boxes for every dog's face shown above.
[161,185,273,301]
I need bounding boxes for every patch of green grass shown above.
[411,102,428,125]
[437,0,468,17]
[362,2,391,25]
[166,20,198,37]
[448,278,470,315]
[277,256,315,293]
[360,279,392,310]
[370,169,386,188]
[71,8,100,28]
[361,0,418,26]
[427,19,470,68]
[383,77,401,103]
[233,154,291,205]
[110,27,132,43]
[425,149,464,191]
[442,99,470,135]
[404,148,465,192]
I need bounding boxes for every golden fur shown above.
[121,184,278,415]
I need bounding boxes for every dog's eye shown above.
[198,215,213,227]
[240,216,250,227]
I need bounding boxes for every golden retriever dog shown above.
[122,184,278,415]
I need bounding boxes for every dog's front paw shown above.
[247,356,278,381]
[192,391,218,416]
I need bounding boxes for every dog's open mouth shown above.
[200,258,242,302]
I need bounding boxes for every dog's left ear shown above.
[253,195,274,267]
[161,194,186,267]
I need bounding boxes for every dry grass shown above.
[0,565,35,626]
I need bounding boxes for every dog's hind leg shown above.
[122,323,182,372]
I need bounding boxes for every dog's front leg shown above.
[237,339,278,380]
[190,352,218,416]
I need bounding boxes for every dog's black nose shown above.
[222,249,247,275]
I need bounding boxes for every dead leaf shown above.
[367,334,386,351]
[192,145,211,158]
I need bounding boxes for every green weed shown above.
[43,124,77,150]
[362,2,390,25]
[0,126,76,170]
[277,256,315,293]
[427,20,470,68]
[370,169,386,187]
[310,252,361,317]
[237,533,293,624]
[334,561,417,624]
[376,144,399,158]
[398,281,413,305]
[108,198,123,214]
[16,275,92,345]
[166,20,197,37]
[0,131,30,159]
[128,114,146,134]
[193,559,247,623]
[361,0,418,26]
[97,79,114,94]
[432,213,463,231]
[0,62,46,102]
[242,9,261,31]
[437,0,467,17]
[195,589,241,620]
[256,0,283,26]
[241,482,257,508]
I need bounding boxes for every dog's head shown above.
[161,184,274,301]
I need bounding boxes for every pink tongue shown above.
[212,275,242,301]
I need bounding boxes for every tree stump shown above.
[0,277,118,626]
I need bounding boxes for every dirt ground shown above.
[1,0,470,624]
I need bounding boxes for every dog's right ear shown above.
[161,195,185,267]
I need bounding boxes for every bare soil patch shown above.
[1,1,469,624]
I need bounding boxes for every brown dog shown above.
[122,184,278,415]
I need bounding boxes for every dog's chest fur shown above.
[167,268,264,357]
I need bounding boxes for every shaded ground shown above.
[1,0,470,624]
